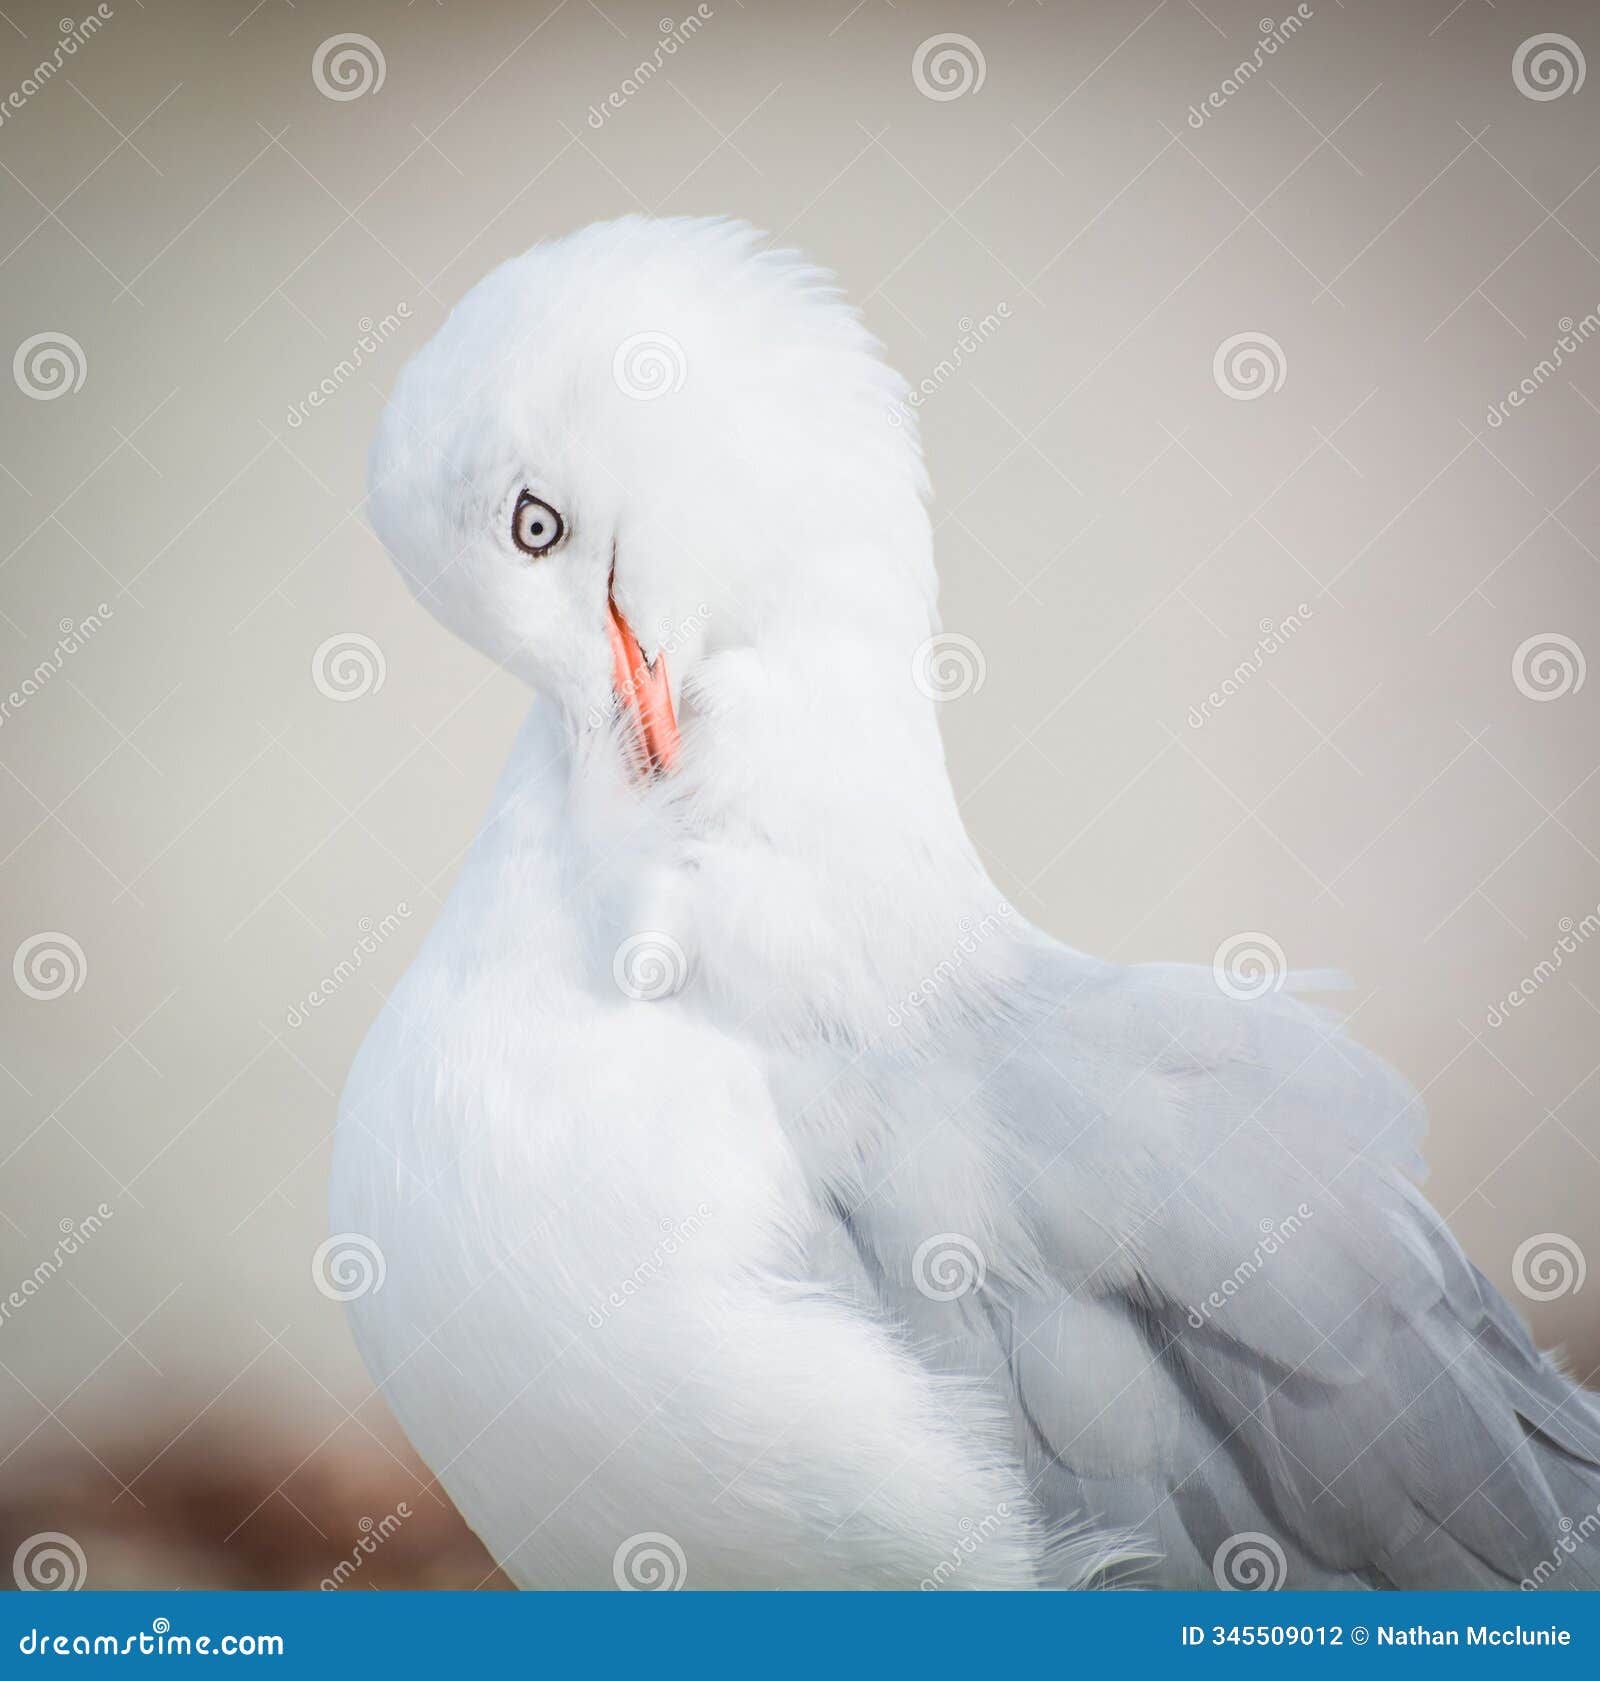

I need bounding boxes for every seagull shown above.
[333,215,1600,1591]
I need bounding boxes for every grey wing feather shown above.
[842,937,1600,1590]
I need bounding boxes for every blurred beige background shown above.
[1,0,1597,1584]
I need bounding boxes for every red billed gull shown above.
[333,216,1600,1591]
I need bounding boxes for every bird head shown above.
[367,216,935,780]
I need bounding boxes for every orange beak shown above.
[606,591,680,777]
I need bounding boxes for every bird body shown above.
[334,216,1600,1590]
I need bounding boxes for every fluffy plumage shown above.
[335,216,1600,1590]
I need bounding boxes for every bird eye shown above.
[511,491,564,557]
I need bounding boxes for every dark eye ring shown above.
[512,490,564,557]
